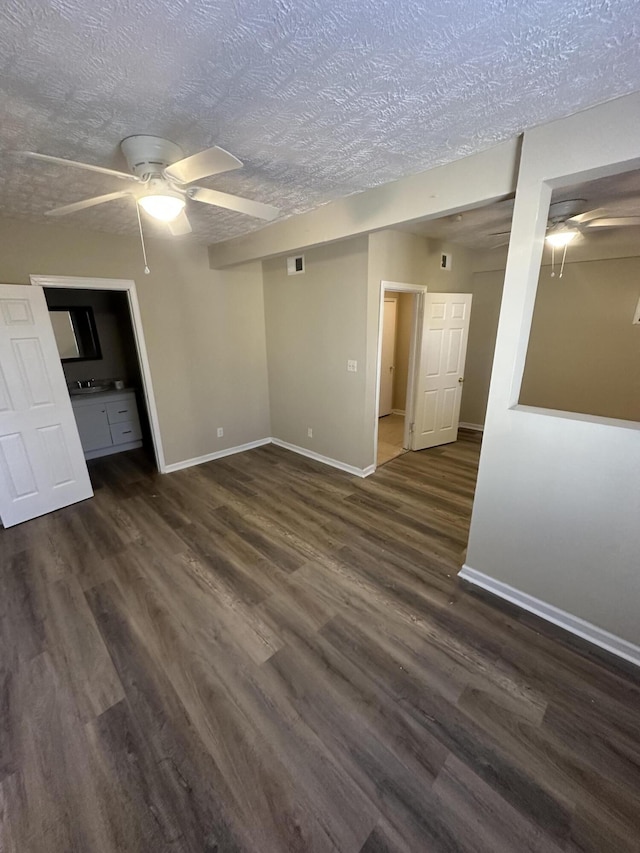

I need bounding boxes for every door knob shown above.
[458,377,464,383]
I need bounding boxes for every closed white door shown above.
[412,293,472,451]
[0,284,93,527]
[378,298,397,417]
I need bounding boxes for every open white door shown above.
[378,298,397,417]
[412,292,472,451]
[0,284,93,527]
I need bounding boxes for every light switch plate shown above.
[347,359,357,372]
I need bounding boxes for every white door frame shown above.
[373,280,427,469]
[30,274,166,472]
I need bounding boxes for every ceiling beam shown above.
[208,138,521,269]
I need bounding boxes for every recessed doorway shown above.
[377,291,415,466]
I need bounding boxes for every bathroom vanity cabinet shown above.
[71,389,142,459]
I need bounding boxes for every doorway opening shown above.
[374,280,474,470]
[31,274,165,473]
[44,286,154,468]
[377,291,415,466]
[375,281,425,468]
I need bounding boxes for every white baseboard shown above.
[162,438,271,473]
[163,436,375,479]
[271,438,374,478]
[459,422,484,432]
[459,565,640,669]
[391,409,406,416]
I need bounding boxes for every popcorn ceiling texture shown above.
[1,0,639,245]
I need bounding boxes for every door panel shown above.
[38,424,75,486]
[412,293,472,450]
[0,284,93,526]
[14,337,54,406]
[0,365,12,411]
[0,432,38,498]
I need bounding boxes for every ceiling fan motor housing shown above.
[121,135,184,180]
[548,198,586,224]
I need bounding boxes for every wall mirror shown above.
[49,306,102,362]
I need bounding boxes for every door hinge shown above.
[409,422,415,433]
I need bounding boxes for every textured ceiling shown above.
[1,0,640,245]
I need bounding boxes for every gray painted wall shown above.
[0,217,270,466]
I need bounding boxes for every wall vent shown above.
[287,255,305,275]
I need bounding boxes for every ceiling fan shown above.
[18,135,280,236]
[490,198,640,248]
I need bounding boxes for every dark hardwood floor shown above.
[1,431,640,852]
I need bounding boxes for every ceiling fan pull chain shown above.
[559,244,568,278]
[135,201,151,275]
[550,245,556,277]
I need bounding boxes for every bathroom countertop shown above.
[69,387,136,403]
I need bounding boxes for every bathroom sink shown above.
[70,385,112,395]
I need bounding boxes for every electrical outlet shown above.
[307,427,313,438]
[217,427,224,438]
[347,359,358,372]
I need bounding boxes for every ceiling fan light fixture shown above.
[545,225,579,248]
[138,192,185,222]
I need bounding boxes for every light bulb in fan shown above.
[545,226,578,248]
[138,192,185,222]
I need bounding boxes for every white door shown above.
[0,285,93,527]
[378,298,397,417]
[412,293,472,451]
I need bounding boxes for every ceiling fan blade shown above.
[164,146,243,184]
[19,151,139,182]
[565,207,608,225]
[45,191,134,217]
[582,216,640,228]
[189,187,279,220]
[168,210,192,236]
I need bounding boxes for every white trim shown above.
[30,274,166,473]
[31,275,136,291]
[391,409,406,416]
[459,422,484,432]
[271,438,375,478]
[459,565,640,669]
[163,438,271,473]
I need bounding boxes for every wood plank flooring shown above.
[1,431,640,852]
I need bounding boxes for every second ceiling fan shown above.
[491,198,640,247]
[20,135,280,235]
